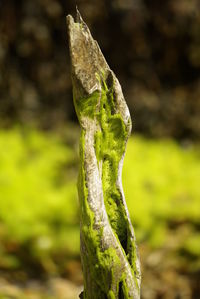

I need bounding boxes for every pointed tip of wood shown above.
[66,6,84,25]
[76,6,83,23]
[66,8,110,95]
[66,14,73,27]
[66,8,86,31]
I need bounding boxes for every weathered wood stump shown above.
[67,10,141,299]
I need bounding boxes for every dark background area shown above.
[1,0,200,139]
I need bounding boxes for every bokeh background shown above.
[0,0,200,298]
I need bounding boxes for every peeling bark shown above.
[66,10,141,299]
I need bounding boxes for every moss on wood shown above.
[67,10,141,299]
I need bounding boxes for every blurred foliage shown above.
[0,127,200,298]
[0,127,79,275]
[124,137,200,245]
[0,0,200,139]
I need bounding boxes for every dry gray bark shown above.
[66,10,141,299]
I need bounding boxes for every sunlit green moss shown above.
[123,136,200,247]
[0,127,200,273]
[76,80,136,297]
[0,127,79,255]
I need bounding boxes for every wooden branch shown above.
[66,10,141,299]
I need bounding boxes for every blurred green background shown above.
[0,0,200,298]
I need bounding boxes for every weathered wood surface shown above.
[67,10,141,299]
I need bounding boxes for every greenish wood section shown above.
[67,10,141,299]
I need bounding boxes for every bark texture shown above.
[67,10,141,299]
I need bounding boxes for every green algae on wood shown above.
[67,9,141,299]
